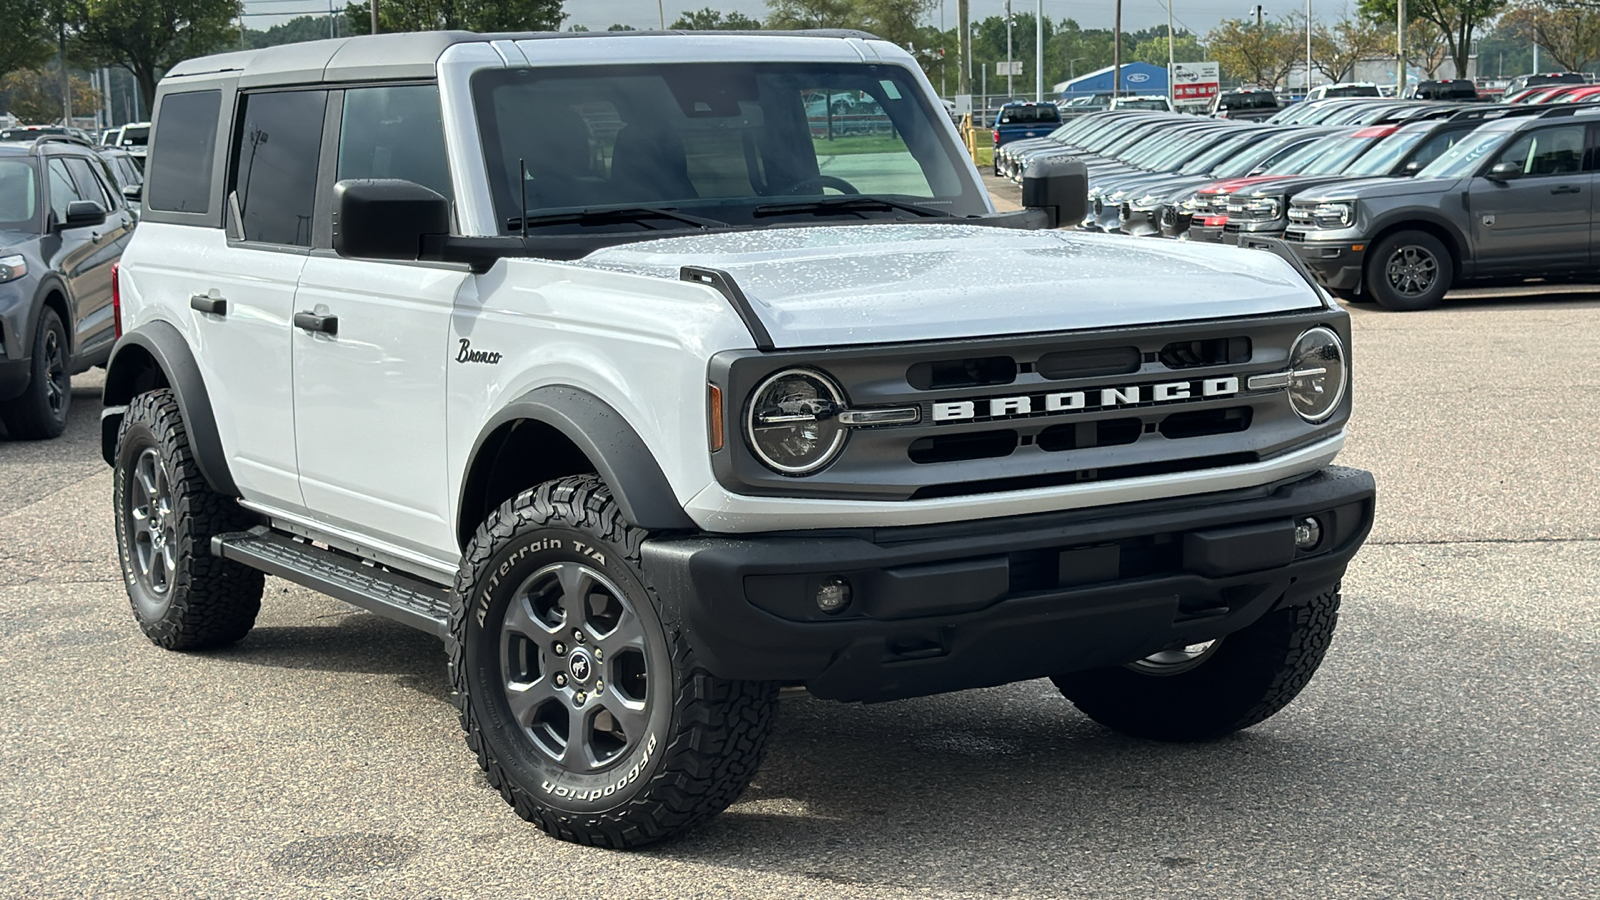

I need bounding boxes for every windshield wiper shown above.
[505,206,727,232]
[752,196,951,219]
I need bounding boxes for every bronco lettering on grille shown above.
[932,376,1241,423]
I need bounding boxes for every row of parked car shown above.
[995,96,1600,311]
[0,130,146,439]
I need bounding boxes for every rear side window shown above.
[64,156,113,209]
[147,90,220,213]
[337,84,453,200]
[232,90,328,246]
[46,158,86,224]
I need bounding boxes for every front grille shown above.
[710,311,1349,501]
[1283,230,1308,243]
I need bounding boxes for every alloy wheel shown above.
[128,447,176,594]
[1385,245,1438,297]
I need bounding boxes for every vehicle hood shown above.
[577,224,1321,349]
[1293,175,1461,203]
[0,230,37,250]
[1232,173,1380,199]
[1198,175,1285,195]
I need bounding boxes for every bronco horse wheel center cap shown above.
[567,648,594,684]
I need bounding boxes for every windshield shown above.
[999,105,1059,124]
[1206,131,1301,177]
[1117,98,1167,109]
[472,63,984,232]
[1177,131,1255,174]
[0,159,38,230]
[1340,130,1426,175]
[119,126,149,146]
[1264,135,1345,174]
[1324,85,1379,98]
[1292,132,1391,175]
[1417,128,1509,178]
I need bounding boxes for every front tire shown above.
[450,475,778,848]
[1052,585,1341,741]
[1365,230,1452,310]
[0,306,70,439]
[113,389,264,649]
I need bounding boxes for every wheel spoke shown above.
[136,458,158,502]
[503,675,560,727]
[501,593,549,642]
[596,695,648,744]
[601,608,647,655]
[554,563,593,632]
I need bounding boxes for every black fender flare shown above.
[22,272,75,357]
[462,385,697,536]
[100,320,238,496]
[1365,212,1473,279]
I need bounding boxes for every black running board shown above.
[212,527,453,638]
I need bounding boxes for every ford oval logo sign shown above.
[1127,73,1151,83]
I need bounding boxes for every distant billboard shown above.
[1173,62,1220,103]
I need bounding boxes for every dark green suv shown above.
[1284,106,1599,309]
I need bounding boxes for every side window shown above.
[1493,125,1586,177]
[65,157,113,209]
[147,90,221,213]
[233,90,327,246]
[47,158,86,224]
[337,84,453,200]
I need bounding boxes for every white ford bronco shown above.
[102,30,1374,848]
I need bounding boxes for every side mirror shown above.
[1401,160,1422,176]
[1486,161,1522,183]
[1020,156,1088,228]
[332,178,449,260]
[61,200,106,229]
[121,183,142,202]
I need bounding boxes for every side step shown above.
[212,527,454,638]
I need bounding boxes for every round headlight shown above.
[1287,327,1348,423]
[745,368,847,475]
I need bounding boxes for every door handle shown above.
[293,310,338,335]
[1551,185,1582,194]
[189,293,227,315]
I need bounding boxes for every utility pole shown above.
[1167,0,1175,103]
[958,0,970,96]
[658,0,665,28]
[58,22,70,126]
[1036,0,1044,101]
[1005,0,1014,99]
[1396,0,1405,97]
[1306,0,1312,94]
[371,0,378,35]
[1114,0,1123,95]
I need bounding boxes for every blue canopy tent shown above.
[1053,63,1169,99]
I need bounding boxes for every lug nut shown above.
[554,673,567,687]
[574,692,587,705]
[552,642,566,656]
[593,648,602,661]
[573,629,585,643]
[595,680,604,693]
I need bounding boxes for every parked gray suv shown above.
[1285,106,1598,309]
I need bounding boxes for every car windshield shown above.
[119,126,149,147]
[471,62,985,232]
[999,105,1059,124]
[1178,130,1258,174]
[1340,130,1428,175]
[1117,98,1167,109]
[1208,132,1305,177]
[0,159,38,230]
[1324,85,1379,98]
[1417,128,1509,177]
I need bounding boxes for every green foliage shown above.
[765,0,930,47]
[1206,17,1299,87]
[672,7,762,29]
[70,0,244,112]
[1500,1,1600,71]
[0,0,54,84]
[343,0,566,36]
[1310,17,1392,82]
[242,15,348,49]
[1131,29,1205,68]
[3,65,101,124]
[1358,0,1508,76]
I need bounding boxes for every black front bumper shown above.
[1286,235,1368,291]
[0,356,29,403]
[642,466,1375,703]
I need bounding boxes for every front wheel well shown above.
[1365,221,1465,283]
[457,419,598,550]
[103,343,171,406]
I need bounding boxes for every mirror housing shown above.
[1020,156,1089,228]
[121,183,142,202]
[1486,161,1522,183]
[332,178,449,260]
[61,200,106,229]
[1401,160,1422,176]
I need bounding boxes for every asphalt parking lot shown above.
[3,277,1598,895]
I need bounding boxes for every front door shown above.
[61,155,133,360]
[1467,122,1592,273]
[291,84,464,561]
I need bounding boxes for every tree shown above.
[1500,0,1600,71]
[70,0,244,113]
[1408,20,1453,76]
[0,0,54,85]
[243,14,348,49]
[766,0,930,60]
[1359,0,1507,77]
[3,66,100,123]
[765,0,852,28]
[1310,17,1393,82]
[672,7,761,29]
[344,0,566,36]
[1130,28,1204,69]
[1206,17,1300,88]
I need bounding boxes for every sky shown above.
[242,0,1360,35]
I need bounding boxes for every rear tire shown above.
[450,475,778,848]
[114,389,264,649]
[1052,585,1341,742]
[1365,230,1452,310]
[0,307,70,439]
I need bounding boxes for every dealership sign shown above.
[1172,62,1220,102]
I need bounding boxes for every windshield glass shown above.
[472,63,983,232]
[1417,128,1509,178]
[1178,131,1255,174]
[119,126,149,146]
[1341,130,1426,175]
[0,159,38,230]
[999,105,1059,124]
[1297,133,1388,174]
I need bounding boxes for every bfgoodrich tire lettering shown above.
[450,475,778,848]
[114,389,263,649]
[1052,584,1341,741]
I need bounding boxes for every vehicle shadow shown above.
[209,611,452,700]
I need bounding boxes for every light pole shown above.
[1306,0,1312,95]
[1068,57,1086,80]
[1005,0,1014,99]
[1396,0,1406,97]
[1036,0,1044,101]
[1114,0,1123,95]
[1168,0,1176,103]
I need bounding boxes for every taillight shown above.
[992,129,999,145]
[111,262,122,339]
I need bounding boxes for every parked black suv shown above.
[1409,79,1480,101]
[1285,105,1599,309]
[0,138,134,437]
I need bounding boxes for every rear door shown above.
[1467,122,1592,272]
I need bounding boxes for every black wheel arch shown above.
[100,320,238,497]
[457,385,697,550]
[1365,213,1470,283]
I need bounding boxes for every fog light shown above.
[815,576,852,613]
[1294,516,1323,551]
